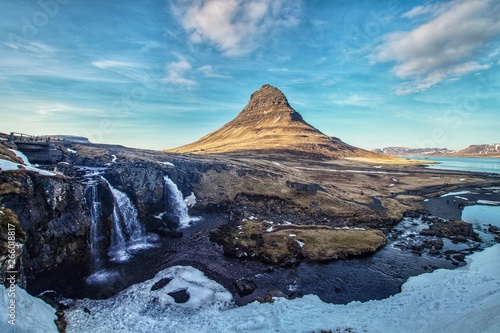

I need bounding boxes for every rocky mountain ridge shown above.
[376,144,500,157]
[374,147,454,156]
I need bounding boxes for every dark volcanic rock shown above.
[151,277,173,291]
[168,288,190,303]
[234,279,257,297]
[420,221,480,242]
[0,171,90,279]
[285,181,326,195]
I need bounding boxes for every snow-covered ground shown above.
[60,244,500,333]
[0,151,56,176]
[0,285,58,333]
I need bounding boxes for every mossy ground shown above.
[223,220,387,264]
[0,207,25,254]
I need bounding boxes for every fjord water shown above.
[407,156,500,174]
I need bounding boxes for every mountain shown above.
[167,84,382,159]
[455,144,500,157]
[376,147,454,156]
[376,144,500,158]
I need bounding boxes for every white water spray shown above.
[164,175,199,228]
[105,180,148,262]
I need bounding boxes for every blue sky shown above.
[1,0,499,151]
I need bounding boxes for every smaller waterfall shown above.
[85,178,118,283]
[86,183,103,273]
[106,180,148,262]
[164,176,199,228]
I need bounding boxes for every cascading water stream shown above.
[105,180,148,262]
[86,183,103,274]
[164,175,199,228]
[84,176,117,283]
[83,172,157,284]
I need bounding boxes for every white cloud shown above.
[171,0,302,56]
[401,2,452,19]
[329,94,380,108]
[373,0,500,94]
[33,103,109,120]
[197,65,230,78]
[92,60,142,69]
[164,56,197,87]
[3,40,57,56]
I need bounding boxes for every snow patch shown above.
[184,192,197,208]
[0,159,56,176]
[9,149,32,166]
[441,191,471,197]
[1,285,58,332]
[154,212,167,219]
[297,240,305,248]
[477,200,500,205]
[159,161,175,167]
[67,148,77,154]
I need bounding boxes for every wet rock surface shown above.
[168,288,190,303]
[420,220,480,242]
[150,277,173,291]
[234,278,257,297]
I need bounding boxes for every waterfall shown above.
[105,180,147,262]
[85,178,118,283]
[86,183,103,273]
[164,176,199,228]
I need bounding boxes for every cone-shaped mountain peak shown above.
[241,84,300,119]
[167,84,378,159]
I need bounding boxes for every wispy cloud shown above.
[329,94,380,108]
[171,0,302,56]
[197,65,230,78]
[92,60,143,69]
[164,56,197,87]
[3,40,57,56]
[32,103,110,121]
[373,0,500,94]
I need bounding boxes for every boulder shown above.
[168,288,190,303]
[234,279,257,297]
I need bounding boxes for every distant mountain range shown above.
[374,144,500,158]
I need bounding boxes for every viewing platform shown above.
[8,132,89,164]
